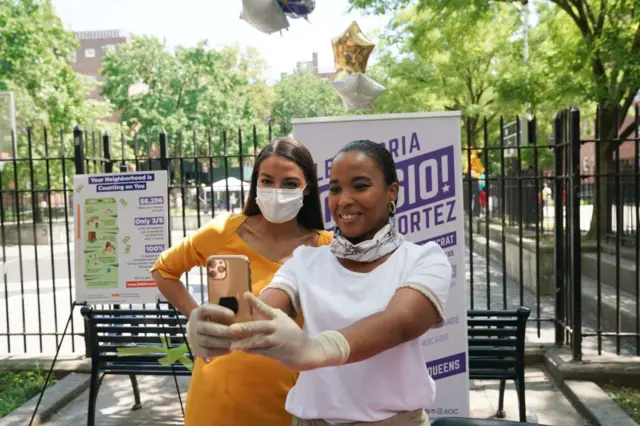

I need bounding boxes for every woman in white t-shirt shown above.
[230,140,453,425]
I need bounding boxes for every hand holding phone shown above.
[206,255,253,323]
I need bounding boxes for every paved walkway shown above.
[465,250,638,356]
[46,367,590,425]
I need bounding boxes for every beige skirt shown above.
[291,409,429,426]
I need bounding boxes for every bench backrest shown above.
[81,305,193,373]
[467,307,530,379]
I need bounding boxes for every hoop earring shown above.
[388,201,396,214]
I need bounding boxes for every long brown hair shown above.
[242,137,325,230]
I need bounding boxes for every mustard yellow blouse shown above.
[151,212,333,426]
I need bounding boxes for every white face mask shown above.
[256,187,305,224]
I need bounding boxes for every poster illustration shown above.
[292,111,469,419]
[74,171,169,304]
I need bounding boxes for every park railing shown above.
[0,105,639,360]
[462,105,640,360]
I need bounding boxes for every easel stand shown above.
[29,300,83,426]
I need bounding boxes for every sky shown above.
[51,0,392,83]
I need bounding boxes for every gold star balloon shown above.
[331,21,375,75]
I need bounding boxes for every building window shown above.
[71,51,77,63]
[104,44,116,54]
[85,48,96,58]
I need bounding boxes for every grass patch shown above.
[601,382,640,423]
[0,366,60,417]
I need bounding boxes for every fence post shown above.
[101,131,120,311]
[553,113,565,346]
[159,130,171,247]
[465,119,475,308]
[74,126,85,175]
[159,130,169,173]
[102,132,113,173]
[72,126,90,355]
[568,107,582,361]
[238,127,245,209]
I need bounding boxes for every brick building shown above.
[72,30,129,98]
[71,30,130,123]
[580,98,640,181]
[295,52,337,80]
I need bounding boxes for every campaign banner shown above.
[292,111,469,419]
[73,171,169,304]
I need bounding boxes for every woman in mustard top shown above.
[151,137,332,426]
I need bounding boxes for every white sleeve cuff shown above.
[260,282,300,316]
[399,282,446,328]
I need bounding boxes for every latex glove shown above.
[229,292,351,371]
[186,303,235,362]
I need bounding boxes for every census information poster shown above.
[293,112,469,419]
[73,171,169,304]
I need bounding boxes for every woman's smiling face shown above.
[328,150,398,242]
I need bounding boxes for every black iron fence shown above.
[1,105,639,360]
[463,105,640,359]
[0,125,270,355]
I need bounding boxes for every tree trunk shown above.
[585,145,614,240]
[33,203,43,223]
[585,106,617,240]
[466,115,481,148]
[32,194,43,224]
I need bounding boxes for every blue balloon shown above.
[276,0,316,19]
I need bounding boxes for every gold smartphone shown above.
[206,255,253,323]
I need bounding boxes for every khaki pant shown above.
[291,409,429,426]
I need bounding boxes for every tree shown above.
[0,0,108,129]
[101,37,272,156]
[368,4,522,148]
[0,0,113,222]
[269,70,347,136]
[349,0,640,237]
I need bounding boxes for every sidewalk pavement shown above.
[46,367,590,425]
[466,250,638,357]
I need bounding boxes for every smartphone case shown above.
[206,255,253,323]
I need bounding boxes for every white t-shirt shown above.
[263,240,452,424]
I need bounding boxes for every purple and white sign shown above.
[293,111,469,419]
[427,352,467,380]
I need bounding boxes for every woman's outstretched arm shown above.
[229,243,452,371]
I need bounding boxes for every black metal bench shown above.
[81,305,530,424]
[81,305,193,426]
[467,307,530,423]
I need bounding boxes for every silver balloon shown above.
[331,73,386,110]
[240,0,289,35]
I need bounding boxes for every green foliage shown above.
[602,382,640,423]
[368,4,522,147]
[101,37,273,155]
[269,70,347,136]
[0,365,58,417]
[0,0,115,221]
[0,0,109,130]
[350,0,640,138]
